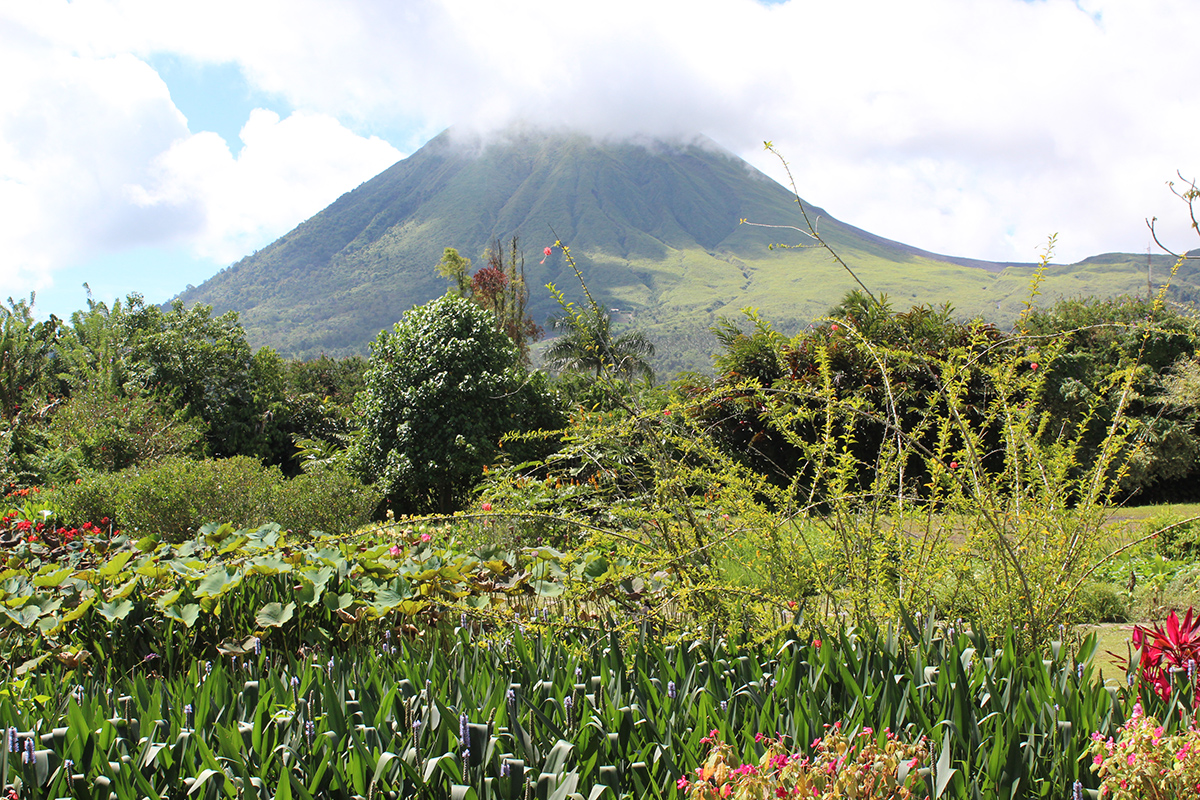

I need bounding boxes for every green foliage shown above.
[41,456,379,542]
[268,464,383,535]
[0,612,1132,800]
[112,456,284,541]
[352,294,540,514]
[44,388,206,473]
[1155,512,1200,560]
[1025,296,1200,498]
[436,245,472,295]
[0,296,61,423]
[1072,582,1129,624]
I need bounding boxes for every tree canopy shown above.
[350,294,530,514]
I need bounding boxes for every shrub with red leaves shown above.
[1132,608,1200,702]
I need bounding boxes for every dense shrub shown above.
[45,388,206,473]
[114,456,281,541]
[1073,581,1129,623]
[269,464,382,535]
[45,456,380,541]
[352,294,550,514]
[1154,513,1200,560]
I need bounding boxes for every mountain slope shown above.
[175,127,1186,373]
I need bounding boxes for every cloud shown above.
[129,109,402,263]
[0,5,402,300]
[138,0,1200,263]
[3,0,1200,304]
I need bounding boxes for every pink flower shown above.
[420,532,432,542]
[540,246,552,265]
[389,545,402,557]
[1030,362,1039,371]
[949,461,959,470]
[481,502,492,512]
[677,777,689,790]
[544,246,553,256]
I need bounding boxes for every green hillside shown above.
[174,127,1196,375]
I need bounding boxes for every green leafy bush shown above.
[45,457,380,542]
[45,388,206,473]
[1154,512,1200,560]
[113,456,280,540]
[1073,581,1129,624]
[352,294,543,514]
[270,464,382,535]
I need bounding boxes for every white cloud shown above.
[3,0,1200,306]
[129,109,402,263]
[0,5,402,300]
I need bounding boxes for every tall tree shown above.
[351,294,525,514]
[437,237,543,364]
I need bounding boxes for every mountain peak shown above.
[174,126,1170,373]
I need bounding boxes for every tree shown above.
[435,248,472,296]
[436,237,543,364]
[542,306,655,383]
[351,294,526,514]
[472,236,543,364]
[0,295,61,422]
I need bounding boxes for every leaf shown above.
[164,603,202,628]
[934,729,956,799]
[255,601,296,628]
[15,653,49,675]
[533,579,565,598]
[32,566,72,587]
[97,598,135,622]
[196,567,243,599]
[96,550,134,579]
[135,534,161,552]
[4,605,41,629]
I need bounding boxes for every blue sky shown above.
[3,0,1199,321]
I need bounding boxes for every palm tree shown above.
[542,307,655,383]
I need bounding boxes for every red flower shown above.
[949,461,959,470]
[1030,362,1039,371]
[15,519,32,532]
[481,502,492,512]
[543,246,553,256]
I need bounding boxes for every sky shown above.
[2,0,1199,321]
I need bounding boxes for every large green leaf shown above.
[195,567,243,599]
[255,601,296,628]
[164,603,202,628]
[97,598,135,622]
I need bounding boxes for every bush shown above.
[47,471,120,529]
[271,464,382,535]
[115,456,281,541]
[45,389,206,473]
[1153,512,1200,560]
[1072,582,1129,623]
[46,457,382,541]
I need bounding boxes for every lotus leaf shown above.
[255,601,295,628]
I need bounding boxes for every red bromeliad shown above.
[1132,608,1200,701]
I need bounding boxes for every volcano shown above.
[174,127,1183,374]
